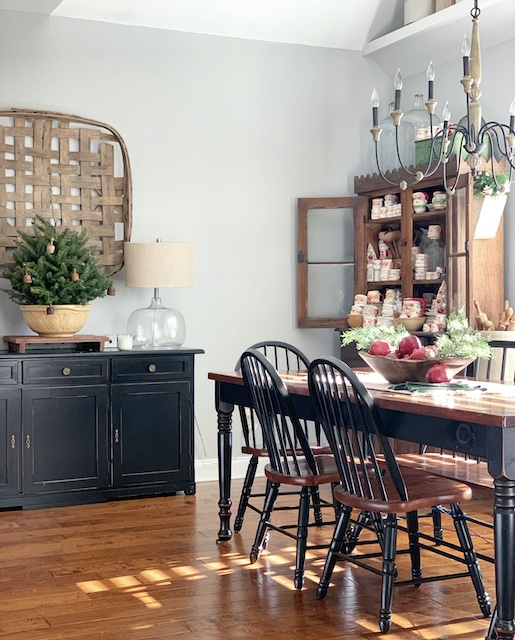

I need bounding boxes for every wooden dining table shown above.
[208,367,515,640]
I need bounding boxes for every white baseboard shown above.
[194,456,266,483]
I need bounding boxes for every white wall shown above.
[0,10,386,475]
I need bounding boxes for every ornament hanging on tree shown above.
[71,268,79,281]
[22,265,32,284]
[46,237,55,254]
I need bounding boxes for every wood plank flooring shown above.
[0,479,496,639]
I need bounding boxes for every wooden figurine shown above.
[474,300,495,331]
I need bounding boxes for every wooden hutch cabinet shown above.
[297,165,504,334]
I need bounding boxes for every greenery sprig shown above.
[473,170,510,196]
[434,311,492,358]
[341,324,408,352]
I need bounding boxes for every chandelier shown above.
[370,0,515,194]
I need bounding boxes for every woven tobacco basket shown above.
[0,109,132,276]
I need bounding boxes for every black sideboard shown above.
[0,347,203,509]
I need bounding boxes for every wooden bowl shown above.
[397,316,425,331]
[358,352,476,384]
[346,314,363,328]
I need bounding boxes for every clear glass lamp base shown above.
[127,297,186,348]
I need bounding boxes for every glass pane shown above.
[307,208,354,263]
[307,264,354,318]
[448,255,468,314]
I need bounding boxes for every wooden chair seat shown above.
[335,467,472,513]
[242,444,332,457]
[264,454,340,486]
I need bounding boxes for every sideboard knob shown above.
[148,364,157,373]
[62,367,71,376]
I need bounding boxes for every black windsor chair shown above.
[239,349,340,589]
[308,356,491,633]
[233,341,330,533]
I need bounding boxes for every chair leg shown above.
[450,502,491,617]
[370,511,386,550]
[317,504,352,600]
[379,513,398,634]
[431,505,443,542]
[309,485,323,526]
[250,481,279,564]
[234,455,259,532]
[406,510,422,586]
[294,487,311,589]
[346,509,369,552]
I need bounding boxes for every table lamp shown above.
[124,240,194,348]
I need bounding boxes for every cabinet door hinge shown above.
[297,251,307,264]
[10,435,15,449]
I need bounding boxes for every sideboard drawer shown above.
[111,354,191,382]
[23,358,109,385]
[0,360,20,385]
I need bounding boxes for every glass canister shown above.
[425,224,445,272]
[402,94,440,169]
[377,102,409,174]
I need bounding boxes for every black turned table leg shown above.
[216,381,234,542]
[493,477,515,639]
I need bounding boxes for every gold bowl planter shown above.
[21,305,91,337]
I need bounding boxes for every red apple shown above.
[426,364,453,383]
[369,340,392,356]
[386,351,399,359]
[397,335,422,358]
[407,346,428,360]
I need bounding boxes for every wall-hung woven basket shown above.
[0,109,132,276]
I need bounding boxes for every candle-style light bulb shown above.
[427,61,435,100]
[394,69,403,90]
[442,101,451,122]
[462,35,470,76]
[462,35,470,57]
[371,87,380,126]
[509,97,515,131]
[393,68,402,111]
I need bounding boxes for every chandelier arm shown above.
[373,141,403,186]
[480,122,514,158]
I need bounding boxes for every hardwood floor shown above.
[0,479,496,639]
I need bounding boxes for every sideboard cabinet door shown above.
[0,388,21,497]
[21,386,109,496]
[111,380,194,494]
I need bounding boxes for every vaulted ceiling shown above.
[1,0,514,79]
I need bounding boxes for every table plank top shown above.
[208,370,515,428]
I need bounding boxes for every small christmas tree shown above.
[1,215,112,306]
